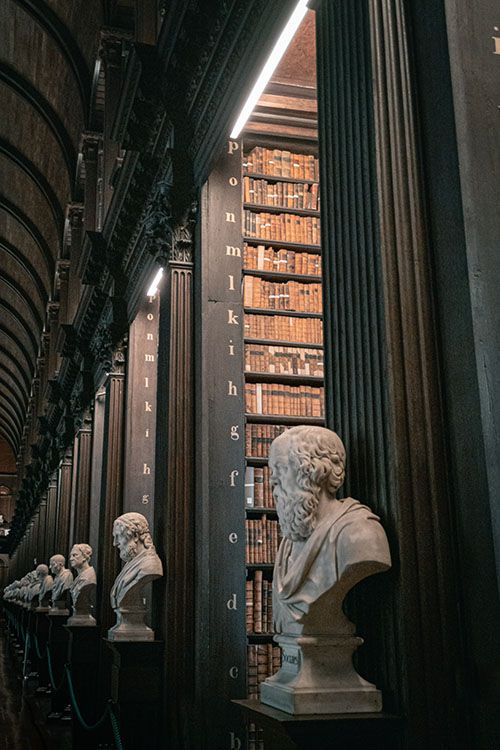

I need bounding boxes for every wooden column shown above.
[316,1,467,747]
[123,295,159,525]
[97,344,126,631]
[72,410,93,543]
[46,473,58,557]
[56,450,73,558]
[81,133,101,232]
[154,218,195,750]
[37,496,48,565]
[100,33,124,215]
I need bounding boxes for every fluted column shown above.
[316,1,466,747]
[72,410,93,543]
[154,216,195,750]
[56,450,73,557]
[37,497,48,565]
[96,343,126,630]
[46,473,58,557]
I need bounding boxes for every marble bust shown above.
[27,569,42,608]
[260,426,391,715]
[108,512,163,641]
[35,563,54,610]
[49,554,73,613]
[67,543,97,626]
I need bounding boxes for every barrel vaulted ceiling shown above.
[0,1,113,463]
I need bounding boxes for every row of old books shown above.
[245,424,289,458]
[243,277,322,313]
[243,176,320,210]
[247,724,264,750]
[245,383,324,418]
[244,313,323,344]
[245,466,275,508]
[244,211,321,245]
[247,644,282,699]
[244,244,321,276]
[246,570,273,633]
[244,147,319,181]
[246,517,281,564]
[244,344,324,377]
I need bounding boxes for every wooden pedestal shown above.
[47,612,70,717]
[234,699,402,750]
[105,639,163,750]
[65,624,101,749]
[34,611,51,690]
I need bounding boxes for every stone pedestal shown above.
[105,639,163,750]
[47,612,70,718]
[234,699,401,750]
[108,585,155,642]
[67,582,97,626]
[261,634,381,714]
[65,624,101,750]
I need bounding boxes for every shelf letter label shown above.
[229,666,239,679]
[226,594,237,610]
[147,332,154,341]
[228,310,239,325]
[230,733,242,750]
[225,212,236,223]
[229,177,238,186]
[143,463,151,475]
[229,340,235,356]
[142,494,150,505]
[226,245,241,257]
[228,533,238,544]
[228,141,239,154]
[228,274,235,291]
[145,401,152,412]
[228,381,237,396]
[229,469,239,486]
[145,354,155,362]
[147,313,154,321]
[230,426,239,441]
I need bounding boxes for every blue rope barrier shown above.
[65,666,124,749]
[46,645,66,693]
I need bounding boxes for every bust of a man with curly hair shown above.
[110,512,163,610]
[269,426,391,635]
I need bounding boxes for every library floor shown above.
[0,619,70,750]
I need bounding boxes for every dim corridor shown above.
[0,617,70,750]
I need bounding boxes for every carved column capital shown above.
[169,200,198,265]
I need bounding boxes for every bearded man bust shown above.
[108,512,163,641]
[260,425,391,715]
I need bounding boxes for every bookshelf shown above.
[197,135,324,750]
[242,139,324,746]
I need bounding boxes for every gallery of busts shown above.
[0,2,499,749]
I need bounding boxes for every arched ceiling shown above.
[0,0,104,458]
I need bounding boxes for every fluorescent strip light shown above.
[230,0,309,139]
[146,267,164,297]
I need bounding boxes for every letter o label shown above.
[229,177,238,186]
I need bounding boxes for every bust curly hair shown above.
[113,512,154,548]
[269,426,346,542]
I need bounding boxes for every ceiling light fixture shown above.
[229,0,309,139]
[146,267,164,297]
